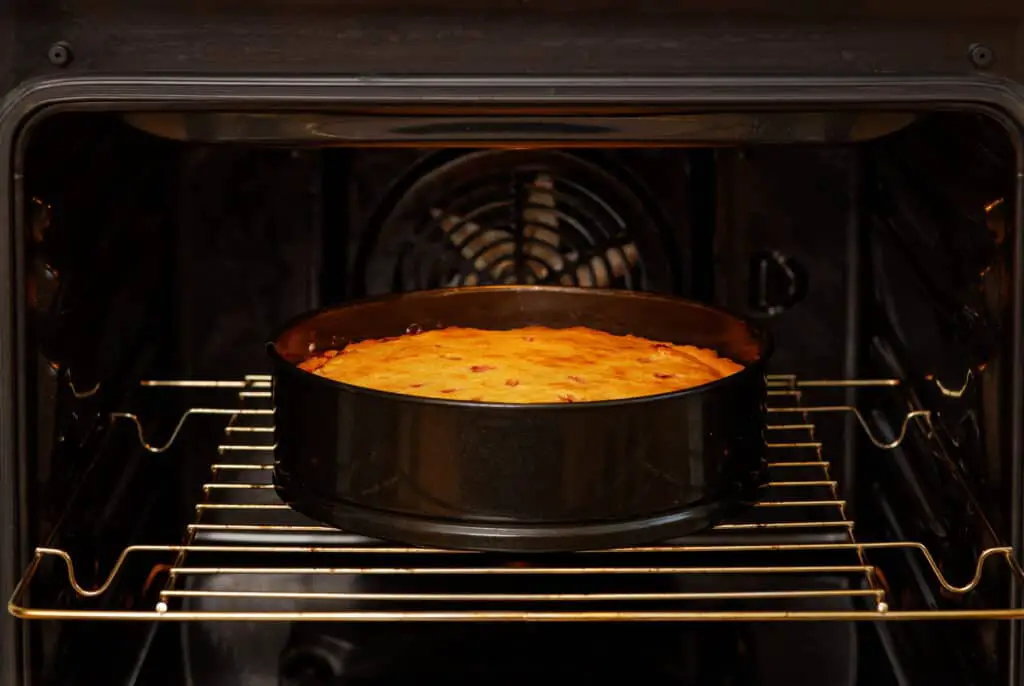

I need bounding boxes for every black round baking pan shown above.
[268,286,771,552]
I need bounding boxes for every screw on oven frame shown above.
[968,43,994,69]
[47,41,73,67]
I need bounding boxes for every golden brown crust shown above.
[297,326,744,404]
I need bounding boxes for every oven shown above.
[2,2,1024,685]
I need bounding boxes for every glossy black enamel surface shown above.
[269,286,769,551]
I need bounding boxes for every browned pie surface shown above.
[298,326,744,403]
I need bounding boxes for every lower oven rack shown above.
[8,374,1024,621]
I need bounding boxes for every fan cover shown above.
[357,150,676,295]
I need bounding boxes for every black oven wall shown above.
[859,113,1018,686]
[710,117,1018,684]
[19,114,185,685]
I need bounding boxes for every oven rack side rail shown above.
[9,373,1024,622]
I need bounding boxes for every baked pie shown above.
[298,326,744,403]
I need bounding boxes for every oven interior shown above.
[8,105,1022,686]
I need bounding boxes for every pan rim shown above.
[267,285,773,411]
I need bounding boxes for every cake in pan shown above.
[297,326,743,403]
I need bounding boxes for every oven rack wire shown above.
[9,373,1024,621]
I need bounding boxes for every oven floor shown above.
[180,618,857,686]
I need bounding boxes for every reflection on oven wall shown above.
[856,113,1016,677]
[865,112,1013,510]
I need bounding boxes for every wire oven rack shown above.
[9,373,1024,621]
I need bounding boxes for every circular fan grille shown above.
[358,150,676,295]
